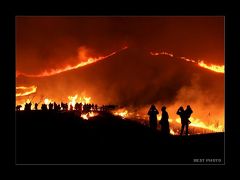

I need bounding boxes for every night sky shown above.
[16,16,224,75]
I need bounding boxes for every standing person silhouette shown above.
[177,106,187,136]
[147,104,159,130]
[184,105,193,136]
[177,105,193,136]
[159,106,170,135]
[35,103,38,110]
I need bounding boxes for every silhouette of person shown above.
[24,103,27,111]
[24,102,32,111]
[35,103,38,110]
[54,102,57,111]
[177,106,187,136]
[178,105,193,136]
[70,104,73,111]
[94,104,98,111]
[49,102,53,110]
[79,103,82,112]
[61,102,68,111]
[41,103,47,111]
[184,105,193,135]
[16,105,22,111]
[185,105,193,121]
[75,103,78,111]
[147,104,159,130]
[159,106,170,135]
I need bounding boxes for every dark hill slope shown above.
[17,48,224,106]
[16,111,224,164]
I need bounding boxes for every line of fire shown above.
[15,17,224,164]
[16,47,224,136]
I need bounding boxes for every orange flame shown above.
[68,94,78,109]
[150,51,224,74]
[170,128,175,135]
[78,96,91,105]
[16,46,128,78]
[81,112,97,120]
[81,114,89,120]
[112,107,223,134]
[16,95,224,134]
[150,51,174,57]
[113,109,128,119]
[44,98,52,105]
[198,60,224,73]
[16,85,37,97]
[175,117,223,132]
[180,57,197,63]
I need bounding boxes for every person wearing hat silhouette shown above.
[147,104,159,130]
[159,106,170,135]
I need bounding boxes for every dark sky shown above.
[16,16,224,74]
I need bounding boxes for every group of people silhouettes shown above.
[147,104,193,136]
[176,105,193,136]
[16,101,103,113]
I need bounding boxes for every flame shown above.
[198,60,224,73]
[180,57,197,63]
[20,105,24,111]
[16,85,37,97]
[44,98,52,105]
[16,46,128,78]
[150,51,224,73]
[26,99,31,103]
[170,128,175,135]
[81,114,88,120]
[175,117,223,132]
[81,112,97,120]
[150,51,174,57]
[112,107,223,134]
[15,95,224,134]
[89,111,95,117]
[83,97,91,104]
[114,109,128,119]
[68,94,78,109]
[78,96,91,105]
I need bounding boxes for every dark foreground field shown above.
[16,111,224,164]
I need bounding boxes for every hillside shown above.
[16,48,224,106]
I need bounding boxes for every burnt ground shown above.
[16,111,224,164]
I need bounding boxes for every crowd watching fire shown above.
[16,94,223,135]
